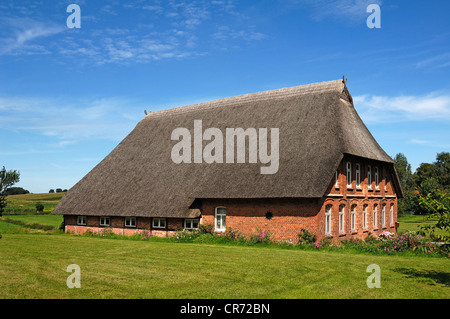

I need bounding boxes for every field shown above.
[0,193,449,299]
[3,192,65,215]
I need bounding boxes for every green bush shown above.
[298,228,317,244]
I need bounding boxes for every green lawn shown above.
[4,214,63,228]
[397,214,446,236]
[0,234,448,299]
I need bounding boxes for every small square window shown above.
[100,217,110,227]
[153,218,166,229]
[185,219,199,230]
[125,217,136,228]
[77,216,86,226]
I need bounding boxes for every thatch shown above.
[52,79,401,218]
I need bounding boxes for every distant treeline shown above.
[4,187,30,195]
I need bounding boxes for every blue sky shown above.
[1,0,449,193]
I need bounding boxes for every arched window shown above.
[382,205,386,228]
[375,167,379,189]
[339,205,345,233]
[355,164,361,188]
[373,204,378,228]
[367,165,372,189]
[346,162,352,188]
[325,205,332,235]
[363,205,368,230]
[215,207,226,231]
[390,204,394,226]
[351,205,356,231]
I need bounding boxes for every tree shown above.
[4,187,29,195]
[56,188,63,193]
[434,152,450,190]
[49,189,55,193]
[418,190,450,241]
[394,153,412,191]
[35,202,44,213]
[0,166,20,216]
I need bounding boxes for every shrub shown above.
[198,223,214,234]
[35,203,44,213]
[298,228,317,244]
[248,228,272,244]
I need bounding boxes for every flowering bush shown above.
[248,228,272,244]
[140,229,153,240]
[298,228,317,244]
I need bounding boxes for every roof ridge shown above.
[146,79,344,119]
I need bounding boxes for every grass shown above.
[0,233,448,299]
[4,214,63,228]
[397,214,446,236]
[3,192,65,215]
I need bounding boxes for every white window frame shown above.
[185,219,199,230]
[390,204,394,226]
[363,205,367,230]
[77,215,86,226]
[346,162,352,188]
[373,205,378,229]
[325,205,332,235]
[356,163,361,188]
[375,167,379,189]
[125,217,136,228]
[382,205,386,228]
[100,216,110,227]
[339,205,345,234]
[335,171,339,188]
[152,218,166,229]
[215,207,226,232]
[351,205,356,231]
[367,165,372,189]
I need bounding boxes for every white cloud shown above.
[354,93,450,123]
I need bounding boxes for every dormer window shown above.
[356,163,361,188]
[375,167,379,189]
[367,165,372,189]
[346,162,352,188]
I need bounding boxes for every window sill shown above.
[356,187,362,191]
[351,231,357,235]
[368,188,373,192]
[347,187,353,190]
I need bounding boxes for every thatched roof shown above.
[53,79,401,218]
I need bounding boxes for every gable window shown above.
[390,204,394,226]
[215,207,226,231]
[125,217,136,228]
[339,205,345,233]
[375,167,379,189]
[356,163,361,188]
[346,162,352,188]
[185,219,199,230]
[367,165,372,189]
[335,171,339,188]
[351,205,356,231]
[100,217,110,227]
[363,205,368,230]
[153,218,166,229]
[373,205,378,229]
[77,216,86,226]
[325,205,332,235]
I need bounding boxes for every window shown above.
[373,205,378,228]
[375,167,379,189]
[390,204,394,226]
[335,171,339,188]
[152,218,166,229]
[351,205,356,231]
[356,164,361,188]
[339,205,345,233]
[384,175,388,191]
[77,216,86,226]
[325,205,332,235]
[185,219,199,230]
[367,165,372,189]
[382,205,386,228]
[125,217,136,228]
[346,162,352,188]
[215,207,226,231]
[100,217,110,227]
[363,205,368,230]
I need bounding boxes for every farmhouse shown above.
[52,79,403,242]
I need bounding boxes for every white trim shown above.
[373,205,378,229]
[215,207,226,232]
[325,205,332,235]
[351,205,356,231]
[339,205,345,233]
[125,217,136,228]
[367,165,372,189]
[346,162,352,188]
[152,218,166,229]
[382,205,386,228]
[100,216,110,227]
[375,167,379,189]
[185,218,199,230]
[77,215,86,226]
[355,163,361,188]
